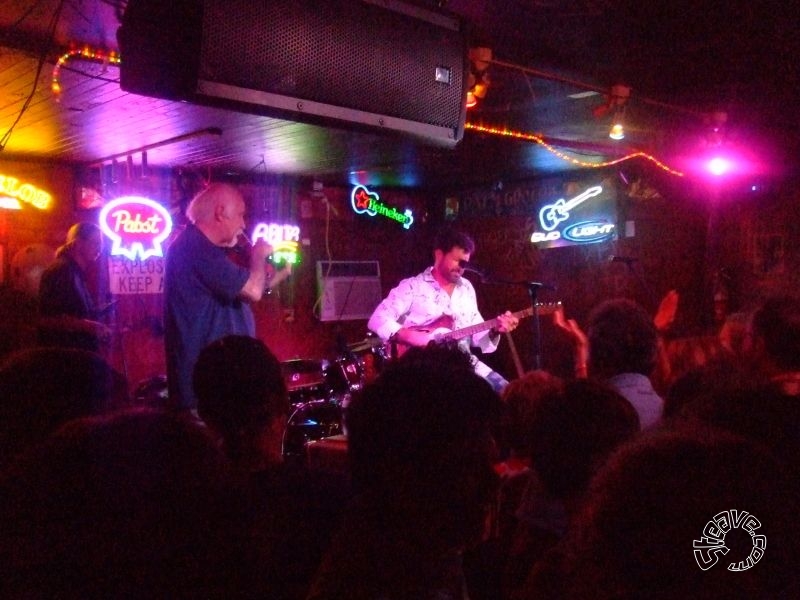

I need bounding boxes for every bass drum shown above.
[325,355,364,394]
[356,342,387,385]
[325,343,388,394]
[281,398,344,460]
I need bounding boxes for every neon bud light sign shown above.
[99,196,173,261]
[531,184,616,247]
[351,185,414,229]
[538,186,602,231]
[251,222,301,264]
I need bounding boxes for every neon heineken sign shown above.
[351,185,414,229]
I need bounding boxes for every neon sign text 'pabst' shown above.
[99,196,173,261]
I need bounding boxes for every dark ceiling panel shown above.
[0,0,797,188]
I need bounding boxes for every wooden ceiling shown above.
[1,0,798,189]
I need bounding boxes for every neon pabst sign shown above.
[251,222,301,264]
[351,185,414,229]
[99,196,173,260]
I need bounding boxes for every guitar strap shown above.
[470,355,509,393]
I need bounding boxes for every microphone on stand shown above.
[608,255,638,265]
[458,259,486,276]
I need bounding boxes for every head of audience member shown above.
[666,360,800,477]
[194,335,289,470]
[0,408,248,597]
[587,297,659,379]
[653,334,726,395]
[433,227,476,285]
[528,378,640,504]
[558,426,799,599]
[57,222,103,268]
[718,310,750,360]
[186,182,247,248]
[663,357,749,421]
[345,343,502,553]
[746,294,800,377]
[0,346,127,469]
[498,369,565,461]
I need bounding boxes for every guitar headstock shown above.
[534,301,563,315]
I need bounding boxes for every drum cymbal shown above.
[347,337,384,352]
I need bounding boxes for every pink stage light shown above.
[706,157,732,176]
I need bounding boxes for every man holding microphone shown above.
[164,182,280,413]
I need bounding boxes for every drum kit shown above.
[280,333,387,459]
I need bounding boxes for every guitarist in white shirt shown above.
[368,228,520,392]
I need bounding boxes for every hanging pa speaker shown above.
[119,0,469,146]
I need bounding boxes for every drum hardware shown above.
[287,382,330,406]
[340,333,389,387]
[325,354,365,394]
[281,398,344,459]
[278,335,386,460]
[133,374,169,408]
[346,333,385,354]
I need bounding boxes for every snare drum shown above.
[281,358,331,405]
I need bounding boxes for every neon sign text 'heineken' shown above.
[351,185,414,229]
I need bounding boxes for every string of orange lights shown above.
[51,46,121,98]
[464,122,684,177]
[49,46,682,178]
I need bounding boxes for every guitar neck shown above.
[564,185,603,211]
[437,302,561,343]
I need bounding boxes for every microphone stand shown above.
[473,270,555,372]
[618,260,659,313]
[526,282,547,370]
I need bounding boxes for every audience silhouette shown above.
[193,334,350,599]
[308,344,503,600]
[520,426,799,599]
[0,346,128,470]
[0,408,249,598]
[2,294,799,599]
[469,376,639,599]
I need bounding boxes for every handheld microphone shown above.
[238,232,278,264]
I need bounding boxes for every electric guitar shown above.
[390,301,562,358]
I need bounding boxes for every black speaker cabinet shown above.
[119,0,468,146]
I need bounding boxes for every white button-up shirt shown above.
[368,266,499,354]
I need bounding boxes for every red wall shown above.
[2,158,798,392]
